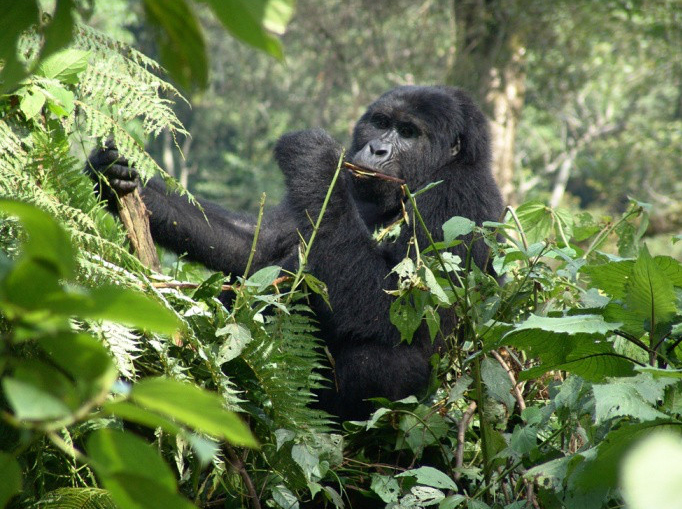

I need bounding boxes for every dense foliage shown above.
[1,2,682,509]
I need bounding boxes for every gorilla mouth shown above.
[343,161,405,184]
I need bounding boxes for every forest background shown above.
[103,0,681,252]
[1,0,682,508]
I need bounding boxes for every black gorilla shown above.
[87,86,504,420]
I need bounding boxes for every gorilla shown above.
[87,86,504,420]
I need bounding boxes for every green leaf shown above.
[442,216,475,243]
[36,49,89,83]
[581,260,634,299]
[0,0,38,92]
[37,333,116,386]
[143,0,208,91]
[45,285,181,335]
[514,201,553,244]
[87,429,176,490]
[102,401,182,435]
[19,87,46,119]
[246,265,282,292]
[371,474,400,503]
[2,377,72,421]
[101,473,195,509]
[592,374,676,424]
[216,323,252,364]
[625,246,677,327]
[507,314,621,336]
[396,466,458,491]
[0,453,21,508]
[0,200,75,279]
[39,0,76,60]
[42,83,75,117]
[38,488,113,509]
[422,266,450,305]
[390,292,425,343]
[199,0,288,60]
[621,432,682,509]
[481,357,515,410]
[131,377,258,447]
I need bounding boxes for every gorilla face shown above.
[348,87,469,189]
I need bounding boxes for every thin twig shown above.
[455,401,477,481]
[243,193,266,280]
[490,350,526,412]
[150,276,291,292]
[226,446,262,509]
[343,161,405,183]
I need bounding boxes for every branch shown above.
[117,189,161,271]
[491,350,526,412]
[454,401,477,481]
[226,446,261,509]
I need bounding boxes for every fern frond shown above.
[39,487,115,509]
[238,304,334,432]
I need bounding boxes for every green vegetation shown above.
[1,1,681,508]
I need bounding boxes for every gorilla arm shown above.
[86,144,297,276]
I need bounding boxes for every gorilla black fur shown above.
[87,86,504,420]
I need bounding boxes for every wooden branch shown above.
[226,446,262,509]
[117,189,161,272]
[455,401,477,481]
[491,350,526,413]
[150,276,291,293]
[343,161,406,184]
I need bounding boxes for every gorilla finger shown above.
[108,163,138,180]
[110,178,139,195]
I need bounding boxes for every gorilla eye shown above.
[370,114,391,130]
[397,122,419,139]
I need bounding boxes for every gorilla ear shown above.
[450,136,461,158]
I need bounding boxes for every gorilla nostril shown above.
[369,141,391,158]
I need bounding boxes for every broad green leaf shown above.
[246,265,282,292]
[0,453,21,508]
[442,216,475,243]
[371,474,400,503]
[0,200,75,279]
[2,377,71,421]
[42,83,75,117]
[592,374,677,425]
[270,485,299,509]
[581,260,633,299]
[87,429,176,490]
[625,247,677,326]
[422,266,450,305]
[577,421,679,491]
[481,357,515,410]
[45,285,181,334]
[36,49,89,83]
[0,0,38,92]
[37,333,116,385]
[39,0,76,59]
[390,292,424,343]
[510,424,538,455]
[216,323,252,363]
[143,0,208,91]
[507,314,620,336]
[199,0,287,60]
[102,401,182,435]
[513,201,552,244]
[101,473,195,509]
[520,339,634,382]
[396,466,458,491]
[2,258,62,311]
[131,377,258,447]
[19,87,46,119]
[621,432,682,509]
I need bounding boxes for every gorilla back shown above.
[87,86,504,421]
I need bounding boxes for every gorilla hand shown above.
[85,141,139,210]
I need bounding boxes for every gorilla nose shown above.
[369,140,392,158]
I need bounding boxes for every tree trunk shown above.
[448,0,529,205]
